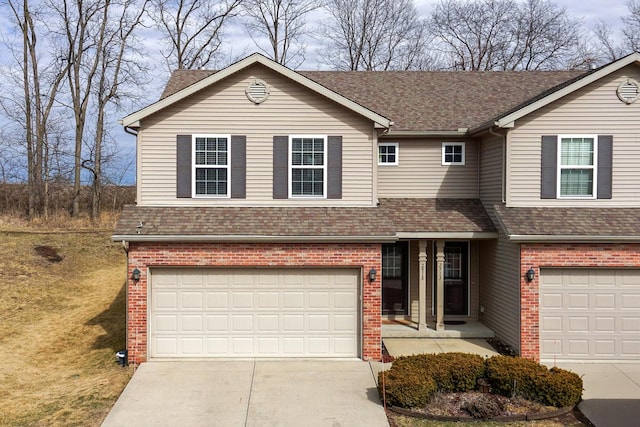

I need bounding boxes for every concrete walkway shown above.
[383,338,500,358]
[552,362,640,427]
[101,360,389,427]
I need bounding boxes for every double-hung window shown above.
[193,135,230,197]
[442,142,465,165]
[558,135,596,198]
[378,142,398,165]
[290,135,326,197]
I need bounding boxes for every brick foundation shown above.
[126,242,382,364]
[520,243,640,360]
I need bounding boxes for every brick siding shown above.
[126,242,382,364]
[520,243,640,360]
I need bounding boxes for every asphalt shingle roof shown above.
[159,68,585,132]
[494,204,640,237]
[113,198,496,239]
[379,198,496,233]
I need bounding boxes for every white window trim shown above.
[557,134,598,199]
[288,135,327,199]
[441,142,466,165]
[378,142,399,166]
[192,134,231,198]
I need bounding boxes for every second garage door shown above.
[539,268,640,361]
[149,268,360,358]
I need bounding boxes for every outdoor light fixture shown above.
[369,268,377,282]
[132,268,141,282]
[526,267,535,282]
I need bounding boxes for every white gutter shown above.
[111,234,399,243]
[396,232,498,239]
[508,234,640,243]
[384,128,468,138]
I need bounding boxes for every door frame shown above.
[432,241,470,317]
[381,241,409,315]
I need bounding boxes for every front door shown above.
[382,242,408,314]
[443,241,468,315]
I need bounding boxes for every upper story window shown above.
[442,142,465,165]
[558,135,596,198]
[289,135,327,198]
[378,142,398,165]
[193,135,230,197]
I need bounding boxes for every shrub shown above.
[391,353,485,393]
[535,367,583,407]
[462,394,505,418]
[379,368,437,408]
[485,355,547,399]
[486,356,583,407]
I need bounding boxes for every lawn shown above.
[0,217,132,426]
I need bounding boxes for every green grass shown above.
[0,224,132,426]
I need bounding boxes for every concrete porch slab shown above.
[383,338,500,358]
[382,320,495,339]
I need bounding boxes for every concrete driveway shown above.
[101,360,389,427]
[553,363,640,427]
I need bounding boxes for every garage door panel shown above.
[150,268,360,358]
[540,268,640,361]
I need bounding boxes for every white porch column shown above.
[436,240,445,331]
[418,240,428,330]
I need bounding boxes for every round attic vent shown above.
[246,79,270,104]
[617,78,639,104]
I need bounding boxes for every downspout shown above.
[488,126,507,204]
[124,126,138,137]
[121,240,129,364]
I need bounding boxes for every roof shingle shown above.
[159,68,585,132]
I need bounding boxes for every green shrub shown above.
[378,368,437,408]
[485,355,547,399]
[535,367,583,407]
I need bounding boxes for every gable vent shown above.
[246,79,270,104]
[617,79,639,104]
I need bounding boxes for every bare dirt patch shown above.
[34,245,64,263]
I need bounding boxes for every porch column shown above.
[436,240,445,331]
[418,240,428,330]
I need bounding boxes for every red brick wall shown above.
[126,242,382,364]
[520,243,640,360]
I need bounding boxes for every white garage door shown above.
[540,268,640,361]
[149,268,360,358]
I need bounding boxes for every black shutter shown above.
[597,135,613,199]
[176,135,192,198]
[230,135,246,199]
[273,136,288,199]
[540,135,558,199]
[327,136,342,199]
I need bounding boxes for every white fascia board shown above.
[495,53,640,129]
[396,232,498,239]
[111,234,398,243]
[508,234,640,243]
[121,53,392,129]
[384,129,469,138]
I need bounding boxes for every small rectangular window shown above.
[558,135,597,198]
[442,142,465,165]
[193,135,230,197]
[378,142,399,165]
[289,135,326,197]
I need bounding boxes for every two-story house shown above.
[113,52,640,365]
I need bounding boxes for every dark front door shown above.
[382,242,408,314]
[434,241,469,316]
[443,241,468,315]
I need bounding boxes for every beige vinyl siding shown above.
[507,64,640,207]
[479,227,521,353]
[377,139,479,198]
[137,64,375,206]
[479,133,504,205]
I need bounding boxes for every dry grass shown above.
[388,411,588,427]
[0,226,132,426]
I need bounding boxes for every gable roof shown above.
[493,204,640,242]
[121,53,392,129]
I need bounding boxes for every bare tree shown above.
[321,0,431,71]
[242,0,321,67]
[622,0,640,52]
[430,0,582,70]
[1,0,70,219]
[151,0,244,71]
